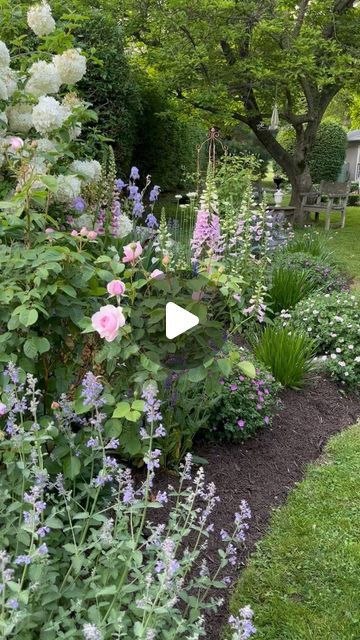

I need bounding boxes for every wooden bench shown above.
[300,181,350,230]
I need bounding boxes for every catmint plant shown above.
[0,365,255,639]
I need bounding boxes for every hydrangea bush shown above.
[280,291,360,386]
[0,364,256,639]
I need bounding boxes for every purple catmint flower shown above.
[35,500,46,513]
[15,555,31,565]
[154,425,166,438]
[23,511,32,525]
[142,383,162,425]
[228,606,256,639]
[81,372,104,408]
[130,166,140,181]
[72,196,86,212]
[156,491,168,504]
[83,623,102,640]
[4,362,20,384]
[37,526,50,538]
[86,437,99,449]
[149,185,160,202]
[104,456,118,470]
[7,598,19,609]
[105,438,119,449]
[38,543,48,555]
[147,449,161,472]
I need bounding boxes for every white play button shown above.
[166,302,199,340]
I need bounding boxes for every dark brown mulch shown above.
[191,378,360,639]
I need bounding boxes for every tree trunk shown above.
[288,166,313,226]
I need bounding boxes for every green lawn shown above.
[227,424,360,640]
[296,206,360,286]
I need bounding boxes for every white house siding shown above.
[345,142,360,181]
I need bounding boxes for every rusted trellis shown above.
[196,127,228,194]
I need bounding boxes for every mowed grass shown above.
[295,206,360,287]
[226,424,360,640]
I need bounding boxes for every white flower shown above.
[53,49,86,85]
[355,356,360,363]
[7,103,33,133]
[27,1,56,37]
[330,353,337,360]
[335,348,342,353]
[32,96,70,134]
[0,78,7,100]
[70,159,101,183]
[0,41,10,69]
[338,361,346,367]
[349,344,354,350]
[55,174,81,203]
[26,61,60,97]
[36,137,57,153]
[116,214,132,238]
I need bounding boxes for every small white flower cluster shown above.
[26,60,60,97]
[53,49,87,85]
[70,160,102,184]
[0,41,17,102]
[6,103,33,134]
[27,1,56,37]
[55,174,82,203]
[32,96,70,134]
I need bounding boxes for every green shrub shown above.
[271,251,347,293]
[253,326,318,388]
[283,291,360,386]
[277,121,347,184]
[207,345,281,443]
[268,267,319,315]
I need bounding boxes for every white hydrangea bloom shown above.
[27,1,56,37]
[36,137,57,153]
[53,49,86,85]
[62,92,84,110]
[69,123,82,140]
[117,214,133,238]
[26,61,60,97]
[70,159,101,183]
[55,174,81,203]
[0,41,10,69]
[3,68,17,97]
[32,96,70,134]
[0,78,7,100]
[7,103,33,133]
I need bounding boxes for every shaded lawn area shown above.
[296,206,360,287]
[227,424,360,640]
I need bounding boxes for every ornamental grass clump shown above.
[253,326,318,389]
[0,364,255,639]
[268,267,319,316]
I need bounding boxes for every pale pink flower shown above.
[45,227,55,233]
[91,304,126,342]
[150,269,165,280]
[162,255,170,266]
[9,136,24,151]
[87,230,97,240]
[123,241,143,264]
[71,230,78,237]
[80,226,88,236]
[0,402,7,416]
[107,280,126,296]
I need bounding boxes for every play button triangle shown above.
[166,302,200,340]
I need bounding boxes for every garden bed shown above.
[192,377,360,639]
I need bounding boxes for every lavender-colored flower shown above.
[128,185,139,200]
[81,372,104,408]
[104,456,118,470]
[154,425,166,438]
[146,448,161,472]
[7,598,19,609]
[146,213,158,228]
[142,382,162,424]
[72,196,86,212]
[133,199,145,217]
[15,555,31,565]
[115,178,126,190]
[105,437,119,449]
[86,437,99,449]
[38,543,48,555]
[130,166,140,181]
[83,623,102,640]
[149,185,160,202]
[4,362,20,384]
[156,491,168,504]
[229,606,256,639]
[37,526,50,538]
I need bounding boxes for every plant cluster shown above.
[281,291,360,386]
[0,364,255,639]
[206,345,281,443]
[271,251,347,294]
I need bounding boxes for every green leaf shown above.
[96,585,117,596]
[188,365,207,383]
[41,175,58,193]
[19,307,38,327]
[127,410,141,422]
[112,401,130,418]
[104,419,122,438]
[63,455,81,480]
[238,360,256,378]
[132,399,145,411]
[217,358,232,377]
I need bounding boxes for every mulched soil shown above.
[191,377,360,639]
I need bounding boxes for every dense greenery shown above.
[228,424,360,639]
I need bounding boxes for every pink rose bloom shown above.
[80,226,88,236]
[91,304,125,342]
[71,230,78,237]
[45,227,55,233]
[9,136,24,151]
[87,230,97,240]
[237,419,245,429]
[123,241,143,264]
[150,269,165,280]
[0,402,7,416]
[107,280,126,296]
